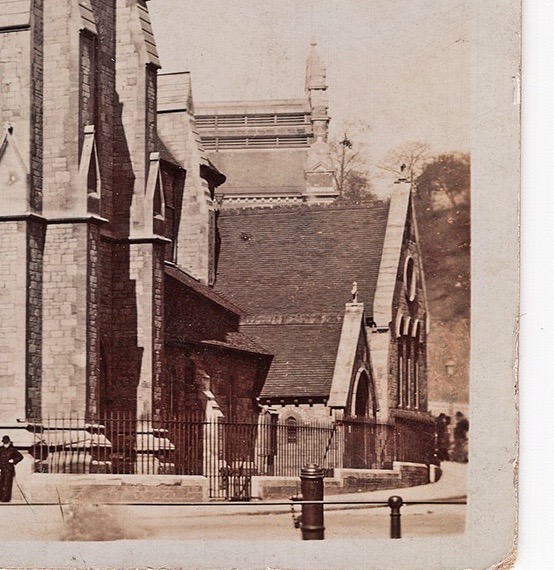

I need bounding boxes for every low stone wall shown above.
[20,474,208,504]
[251,462,434,499]
[12,450,437,503]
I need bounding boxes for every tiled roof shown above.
[165,263,244,316]
[215,203,391,316]
[242,323,343,399]
[200,331,272,356]
[215,203,391,399]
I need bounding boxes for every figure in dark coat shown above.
[0,435,23,502]
[453,412,469,463]
[435,413,451,461]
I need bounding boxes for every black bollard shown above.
[388,495,403,539]
[300,464,325,540]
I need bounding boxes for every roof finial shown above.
[351,281,358,303]
[305,38,327,91]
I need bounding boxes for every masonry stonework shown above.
[26,219,46,419]
[0,222,27,423]
[41,223,89,416]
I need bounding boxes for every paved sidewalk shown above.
[0,462,467,540]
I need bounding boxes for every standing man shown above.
[453,412,469,463]
[0,435,23,502]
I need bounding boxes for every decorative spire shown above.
[305,39,327,91]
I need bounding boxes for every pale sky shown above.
[149,0,470,192]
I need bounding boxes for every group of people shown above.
[435,411,469,463]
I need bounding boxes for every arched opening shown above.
[354,373,369,417]
[352,370,376,419]
[411,320,422,409]
[345,370,378,469]
[396,315,405,407]
[286,416,298,444]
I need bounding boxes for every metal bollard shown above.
[300,464,325,540]
[388,495,403,539]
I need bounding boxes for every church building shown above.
[215,184,433,435]
[0,1,435,495]
[0,1,270,453]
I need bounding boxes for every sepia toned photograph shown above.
[0,0,518,568]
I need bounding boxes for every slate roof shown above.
[215,203,392,399]
[165,263,244,317]
[200,332,272,356]
[242,323,343,399]
[215,203,391,316]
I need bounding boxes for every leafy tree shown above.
[415,152,470,209]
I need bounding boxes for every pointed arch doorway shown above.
[345,369,379,469]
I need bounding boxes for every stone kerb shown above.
[17,473,209,504]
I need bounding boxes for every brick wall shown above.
[152,244,165,418]
[165,276,239,343]
[41,224,89,416]
[26,219,46,419]
[31,0,44,213]
[0,22,32,216]
[0,223,28,422]
[195,348,265,423]
[127,241,165,419]
[389,203,428,413]
[87,224,101,417]
[116,0,159,234]
[163,344,267,424]
[42,2,80,216]
[107,242,140,414]
[0,26,31,160]
[91,0,116,224]
[163,275,269,422]
[156,109,215,284]
[274,403,332,424]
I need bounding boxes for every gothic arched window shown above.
[286,416,298,444]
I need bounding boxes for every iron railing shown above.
[28,414,436,498]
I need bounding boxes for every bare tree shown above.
[377,141,431,182]
[329,125,375,202]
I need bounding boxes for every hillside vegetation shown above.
[413,152,470,404]
[415,200,470,322]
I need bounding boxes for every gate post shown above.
[300,463,325,540]
[388,495,403,538]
